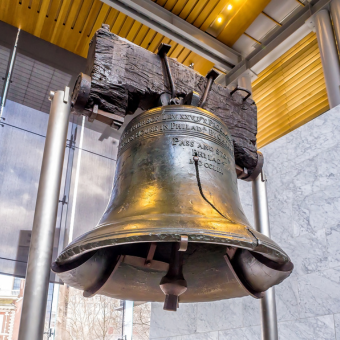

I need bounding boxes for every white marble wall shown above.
[149,104,340,340]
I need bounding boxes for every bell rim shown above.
[54,220,290,268]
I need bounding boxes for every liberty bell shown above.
[52,43,293,311]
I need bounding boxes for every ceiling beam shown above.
[101,0,242,72]
[217,0,331,86]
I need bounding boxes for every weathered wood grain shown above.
[85,28,258,171]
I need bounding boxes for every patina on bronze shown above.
[52,106,293,311]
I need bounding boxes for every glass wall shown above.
[0,46,150,339]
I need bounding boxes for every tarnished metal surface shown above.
[53,106,293,304]
[233,249,293,293]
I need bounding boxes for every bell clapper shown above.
[159,236,188,311]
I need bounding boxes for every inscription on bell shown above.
[119,109,234,156]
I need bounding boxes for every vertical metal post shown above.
[238,70,253,98]
[330,0,340,58]
[18,89,71,340]
[314,9,340,108]
[0,28,20,119]
[123,300,134,340]
[252,171,278,340]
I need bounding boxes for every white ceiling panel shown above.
[232,35,256,57]
[232,0,305,63]
[264,0,301,23]
[245,14,277,41]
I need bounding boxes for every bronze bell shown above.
[52,105,293,311]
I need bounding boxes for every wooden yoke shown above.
[72,25,259,175]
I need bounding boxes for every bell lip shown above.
[53,222,291,270]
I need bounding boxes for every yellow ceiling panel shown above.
[186,0,209,24]
[126,21,142,41]
[179,0,199,21]
[192,0,220,28]
[253,32,329,148]
[148,32,164,53]
[132,25,150,45]
[118,16,135,37]
[111,12,127,34]
[155,0,168,7]
[257,65,324,121]
[257,62,323,115]
[254,34,316,84]
[258,78,325,129]
[0,0,281,76]
[253,37,319,98]
[258,92,329,148]
[171,43,186,59]
[177,47,192,63]
[140,28,157,49]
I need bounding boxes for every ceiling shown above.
[0,43,72,113]
[0,0,306,76]
[6,52,71,113]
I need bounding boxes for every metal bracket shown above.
[158,43,177,104]
[230,86,252,101]
[236,151,264,182]
[48,91,55,101]
[58,195,68,205]
[71,73,91,115]
[63,86,69,104]
[199,69,220,108]
[88,104,98,123]
[236,165,249,180]
[178,235,188,252]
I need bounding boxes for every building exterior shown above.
[0,277,24,340]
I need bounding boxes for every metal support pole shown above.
[123,301,134,340]
[314,9,340,108]
[330,0,340,58]
[252,171,278,340]
[18,89,71,340]
[238,70,253,99]
[0,28,20,119]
